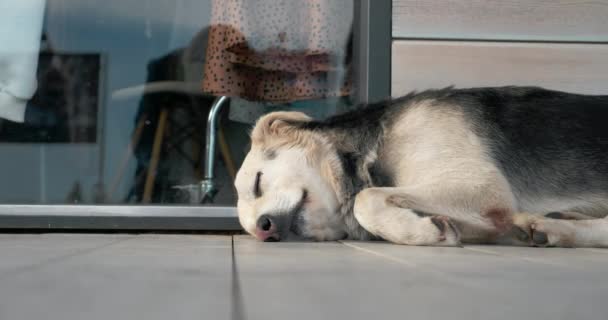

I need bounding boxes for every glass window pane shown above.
[0,0,357,206]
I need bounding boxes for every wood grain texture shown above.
[393,0,608,41]
[391,40,608,96]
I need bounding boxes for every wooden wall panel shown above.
[392,41,608,96]
[393,0,608,42]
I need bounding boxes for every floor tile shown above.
[235,236,514,320]
[0,234,132,275]
[340,241,608,320]
[0,234,233,320]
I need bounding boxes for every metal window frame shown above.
[355,0,392,104]
[0,205,240,230]
[0,0,392,230]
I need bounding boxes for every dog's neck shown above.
[297,105,393,240]
[333,136,388,240]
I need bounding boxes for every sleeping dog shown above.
[234,86,608,247]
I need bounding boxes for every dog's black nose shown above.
[257,215,273,231]
[256,214,281,242]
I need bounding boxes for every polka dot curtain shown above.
[202,0,354,103]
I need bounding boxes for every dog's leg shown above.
[354,188,465,246]
[353,177,519,245]
[510,212,608,247]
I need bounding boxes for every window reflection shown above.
[0,0,355,205]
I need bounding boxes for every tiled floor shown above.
[1,234,607,320]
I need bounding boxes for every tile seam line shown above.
[0,236,136,279]
[340,242,582,279]
[230,235,246,320]
[339,241,417,267]
[580,248,608,254]
[339,241,479,288]
[464,246,575,267]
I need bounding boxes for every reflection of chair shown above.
[107,26,240,204]
[110,81,236,204]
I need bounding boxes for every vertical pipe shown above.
[200,96,229,202]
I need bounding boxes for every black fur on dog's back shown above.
[439,86,608,202]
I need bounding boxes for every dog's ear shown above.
[251,111,311,142]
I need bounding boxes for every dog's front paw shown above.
[428,215,461,247]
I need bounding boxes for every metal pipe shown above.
[200,96,229,202]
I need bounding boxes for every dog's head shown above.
[235,112,347,242]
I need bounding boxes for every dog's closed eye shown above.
[254,172,263,198]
